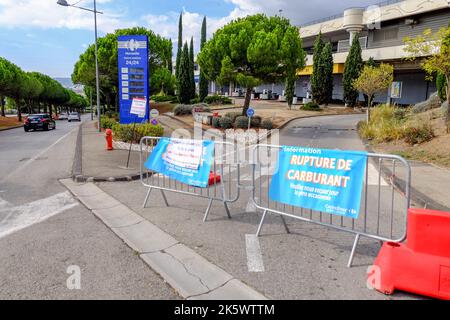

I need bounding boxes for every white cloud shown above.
[0,0,134,33]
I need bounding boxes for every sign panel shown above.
[269,146,367,219]
[144,138,215,188]
[130,97,147,117]
[247,108,255,118]
[118,35,149,124]
[390,81,402,99]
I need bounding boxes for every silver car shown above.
[68,112,81,122]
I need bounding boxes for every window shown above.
[373,27,399,42]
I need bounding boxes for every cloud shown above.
[0,0,134,33]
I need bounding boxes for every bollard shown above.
[105,129,113,151]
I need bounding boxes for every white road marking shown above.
[0,197,11,210]
[367,163,389,186]
[0,127,78,184]
[0,191,79,239]
[245,234,265,272]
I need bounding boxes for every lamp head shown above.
[57,0,69,6]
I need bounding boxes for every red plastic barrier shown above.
[370,208,450,300]
[208,171,221,186]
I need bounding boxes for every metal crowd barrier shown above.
[140,136,241,222]
[251,144,411,267]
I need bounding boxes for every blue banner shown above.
[144,138,215,188]
[269,146,367,219]
[118,35,149,124]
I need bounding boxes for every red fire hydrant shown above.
[105,129,113,151]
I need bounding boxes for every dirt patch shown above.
[370,109,450,169]
[150,102,176,115]
[0,116,22,129]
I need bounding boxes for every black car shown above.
[24,114,56,132]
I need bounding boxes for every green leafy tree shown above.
[321,42,334,105]
[437,73,447,102]
[178,43,191,104]
[281,26,305,108]
[404,24,450,132]
[353,63,394,122]
[198,14,305,115]
[150,68,175,95]
[311,33,324,103]
[363,57,377,106]
[199,16,209,102]
[343,35,363,107]
[0,58,16,117]
[189,37,196,99]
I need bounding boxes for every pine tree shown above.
[199,16,208,102]
[322,42,334,104]
[178,43,191,104]
[343,35,363,107]
[175,12,183,84]
[189,37,196,100]
[311,33,324,104]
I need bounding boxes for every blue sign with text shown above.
[269,146,367,219]
[118,35,149,124]
[144,138,215,188]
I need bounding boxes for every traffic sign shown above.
[247,108,255,118]
[150,109,159,119]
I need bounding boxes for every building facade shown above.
[218,0,450,105]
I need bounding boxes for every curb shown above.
[0,124,23,131]
[60,179,268,300]
[71,122,141,183]
[363,141,450,212]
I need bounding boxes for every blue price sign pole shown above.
[118,35,149,124]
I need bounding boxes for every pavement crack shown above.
[112,219,146,229]
[186,278,235,299]
[161,249,212,292]
[140,242,180,255]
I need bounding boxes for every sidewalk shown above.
[78,121,142,182]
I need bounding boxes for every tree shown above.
[175,12,183,84]
[437,73,447,102]
[281,26,305,108]
[189,37,196,99]
[353,63,394,122]
[404,24,450,132]
[311,33,324,103]
[150,68,175,95]
[199,16,209,102]
[363,57,377,106]
[321,42,334,105]
[0,58,15,117]
[178,43,191,104]
[343,35,363,107]
[198,14,305,115]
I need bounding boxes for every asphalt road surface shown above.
[0,115,179,299]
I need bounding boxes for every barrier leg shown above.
[160,190,169,207]
[203,199,214,222]
[280,215,290,234]
[223,201,231,219]
[256,210,268,237]
[347,234,360,268]
[143,187,152,208]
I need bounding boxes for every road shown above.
[0,115,179,299]
[98,113,415,300]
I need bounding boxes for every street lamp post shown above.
[57,0,102,132]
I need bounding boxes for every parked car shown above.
[24,114,56,132]
[58,113,68,120]
[68,112,81,122]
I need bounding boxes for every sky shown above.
[0,0,380,78]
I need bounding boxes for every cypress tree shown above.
[199,16,208,102]
[343,35,363,107]
[311,33,324,104]
[175,12,183,83]
[178,43,191,104]
[322,42,334,105]
[189,37,195,100]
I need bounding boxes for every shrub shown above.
[100,116,117,129]
[173,103,211,116]
[224,112,241,122]
[151,95,177,103]
[403,122,434,145]
[104,111,119,120]
[261,119,273,130]
[219,116,233,129]
[212,117,221,128]
[235,116,249,129]
[301,102,321,111]
[204,95,232,105]
[112,123,164,143]
[251,115,262,128]
[190,97,200,104]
